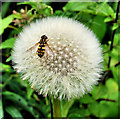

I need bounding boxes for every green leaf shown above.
[90,15,107,42]
[6,56,12,62]
[112,23,119,30]
[17,2,37,9]
[75,12,92,24]
[79,94,94,104]
[17,2,53,16]
[68,113,82,117]
[68,107,90,117]
[109,45,119,67]
[104,16,114,22]
[62,99,75,117]
[63,2,96,12]
[2,2,11,18]
[54,10,64,16]
[29,98,48,117]
[114,31,120,44]
[2,74,13,88]
[91,84,108,100]
[105,78,118,100]
[0,99,4,119]
[2,91,34,116]
[0,17,3,35]
[54,10,76,18]
[95,3,115,17]
[0,14,22,35]
[111,66,119,81]
[38,3,53,16]
[45,96,49,105]
[5,106,23,118]
[39,7,52,16]
[88,101,99,117]
[89,79,118,117]
[88,101,118,117]
[33,94,39,101]
[73,13,106,42]
[0,63,13,72]
[27,85,34,100]
[3,91,27,105]
[99,101,118,117]
[63,2,115,17]
[0,15,13,35]
[0,38,15,49]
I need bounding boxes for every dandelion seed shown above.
[59,51,63,54]
[58,56,62,60]
[63,44,66,47]
[12,17,103,100]
[73,48,77,52]
[69,52,73,56]
[64,54,68,58]
[65,48,69,51]
[53,45,57,48]
[62,60,66,64]
[69,58,73,62]
[58,64,62,68]
[51,63,54,66]
[67,64,70,68]
[57,41,61,44]
[58,47,62,50]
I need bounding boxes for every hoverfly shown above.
[27,35,53,58]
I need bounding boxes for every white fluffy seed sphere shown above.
[12,17,103,100]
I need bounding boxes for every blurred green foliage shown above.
[0,1,119,118]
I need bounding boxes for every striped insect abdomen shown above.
[37,44,46,58]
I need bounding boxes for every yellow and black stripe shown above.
[37,35,48,58]
[37,44,46,58]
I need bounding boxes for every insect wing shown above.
[45,44,54,56]
[26,42,39,52]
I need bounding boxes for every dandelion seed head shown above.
[12,17,103,100]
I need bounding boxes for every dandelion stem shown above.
[53,98,61,118]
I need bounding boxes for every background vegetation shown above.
[0,1,119,118]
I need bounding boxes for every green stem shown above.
[8,25,20,32]
[53,98,61,118]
